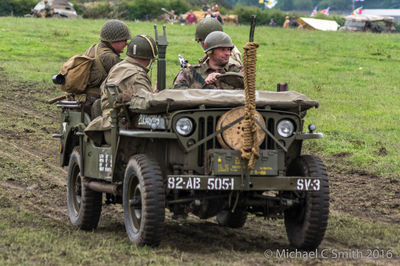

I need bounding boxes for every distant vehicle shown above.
[27,0,77,18]
[340,14,396,33]
[182,10,239,25]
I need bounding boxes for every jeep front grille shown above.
[196,114,276,168]
[173,109,298,174]
[197,115,223,167]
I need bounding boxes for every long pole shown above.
[154,25,168,91]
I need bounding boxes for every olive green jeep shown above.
[54,86,329,249]
[52,25,329,250]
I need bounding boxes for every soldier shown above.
[283,16,290,28]
[173,31,242,90]
[75,19,131,114]
[85,34,157,145]
[195,17,242,66]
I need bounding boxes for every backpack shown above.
[57,44,106,94]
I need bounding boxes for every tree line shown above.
[1,0,399,20]
[226,0,400,11]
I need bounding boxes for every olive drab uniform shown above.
[173,60,242,90]
[84,57,152,144]
[199,45,242,66]
[74,19,130,106]
[101,57,152,113]
[74,41,121,103]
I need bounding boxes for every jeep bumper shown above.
[167,175,321,191]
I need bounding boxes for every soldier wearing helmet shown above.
[195,17,242,66]
[75,19,131,111]
[173,31,243,90]
[85,34,158,145]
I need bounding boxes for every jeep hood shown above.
[129,89,319,113]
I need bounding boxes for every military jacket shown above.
[173,60,242,90]
[85,57,152,135]
[199,45,242,66]
[101,57,152,113]
[84,41,121,95]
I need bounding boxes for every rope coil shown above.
[241,42,259,170]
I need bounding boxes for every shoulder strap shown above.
[94,44,107,76]
[190,66,206,87]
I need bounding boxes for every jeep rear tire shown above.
[216,209,248,228]
[67,147,102,230]
[284,155,329,250]
[123,154,165,246]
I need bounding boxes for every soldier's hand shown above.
[205,72,221,85]
[153,83,159,93]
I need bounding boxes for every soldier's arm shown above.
[117,72,152,102]
[173,69,192,89]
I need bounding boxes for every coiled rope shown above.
[241,42,259,170]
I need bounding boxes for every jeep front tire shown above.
[284,155,330,250]
[123,154,165,246]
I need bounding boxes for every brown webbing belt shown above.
[241,42,259,170]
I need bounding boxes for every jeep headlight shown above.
[277,120,294,138]
[175,118,194,136]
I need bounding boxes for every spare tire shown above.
[216,106,266,150]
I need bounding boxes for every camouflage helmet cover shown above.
[203,31,233,53]
[195,17,223,42]
[126,34,158,60]
[100,19,131,42]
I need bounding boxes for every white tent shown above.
[298,17,339,31]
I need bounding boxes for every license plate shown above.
[296,178,320,191]
[167,176,234,190]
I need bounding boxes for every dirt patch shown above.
[0,73,399,264]
[330,172,400,223]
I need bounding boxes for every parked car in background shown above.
[340,14,396,33]
[27,0,77,18]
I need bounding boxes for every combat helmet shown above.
[100,19,131,42]
[195,17,223,42]
[126,34,158,60]
[203,31,233,53]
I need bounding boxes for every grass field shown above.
[1,16,400,177]
[0,17,399,265]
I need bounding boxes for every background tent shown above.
[298,17,339,31]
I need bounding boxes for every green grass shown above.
[1,206,398,265]
[1,17,400,264]
[1,16,400,178]
[0,207,181,265]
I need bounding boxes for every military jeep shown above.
[53,26,329,250]
[54,85,329,249]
